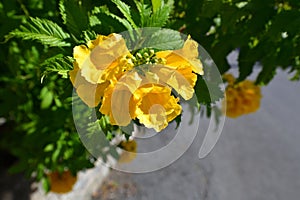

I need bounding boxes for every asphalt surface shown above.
[94,68,300,200]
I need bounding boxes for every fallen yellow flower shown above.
[48,170,77,194]
[118,140,137,163]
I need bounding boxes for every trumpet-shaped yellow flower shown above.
[75,33,132,84]
[223,74,262,118]
[69,63,108,107]
[155,36,203,100]
[149,64,196,100]
[70,34,134,107]
[132,84,182,132]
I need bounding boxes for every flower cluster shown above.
[223,74,262,118]
[70,33,203,132]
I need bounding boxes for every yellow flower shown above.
[155,36,203,100]
[75,33,132,84]
[132,83,182,132]
[69,63,108,107]
[70,33,134,107]
[149,64,197,100]
[223,74,262,118]
[118,140,137,163]
[48,170,77,194]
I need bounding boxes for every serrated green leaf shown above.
[90,6,134,40]
[142,29,183,50]
[89,15,101,27]
[6,17,70,47]
[111,0,138,28]
[107,13,134,32]
[145,5,172,27]
[59,0,89,37]
[134,0,151,27]
[82,30,97,43]
[41,56,73,79]
[90,6,133,31]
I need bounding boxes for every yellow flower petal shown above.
[76,83,107,107]
[100,71,142,126]
[156,36,204,75]
[87,35,108,49]
[132,84,182,132]
[69,63,107,107]
[149,65,196,100]
[100,86,129,126]
[73,45,90,68]
[74,33,131,84]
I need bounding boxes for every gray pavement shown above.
[93,69,300,200]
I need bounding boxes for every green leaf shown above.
[237,46,256,81]
[41,56,73,79]
[90,6,133,34]
[44,144,54,152]
[145,5,172,27]
[151,0,161,13]
[51,147,60,162]
[59,0,89,37]
[174,114,182,129]
[134,0,151,26]
[106,13,134,32]
[142,29,183,50]
[256,63,277,85]
[6,17,70,47]
[41,177,50,193]
[195,76,224,105]
[121,121,134,135]
[111,0,138,29]
[40,88,53,109]
[82,30,97,43]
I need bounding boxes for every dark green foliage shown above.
[173,0,300,84]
